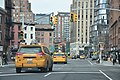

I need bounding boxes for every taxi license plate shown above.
[27,58,33,64]
[27,61,33,64]
[27,58,32,61]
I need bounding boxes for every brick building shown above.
[109,0,120,51]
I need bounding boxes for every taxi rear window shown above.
[54,54,65,56]
[19,46,42,54]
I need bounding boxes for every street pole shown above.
[0,45,3,67]
[22,14,24,30]
[99,42,104,64]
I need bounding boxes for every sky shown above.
[29,0,72,14]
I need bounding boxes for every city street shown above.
[0,59,120,80]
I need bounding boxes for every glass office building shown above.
[90,0,109,51]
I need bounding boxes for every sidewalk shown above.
[0,61,15,68]
[98,60,120,67]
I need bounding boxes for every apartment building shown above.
[55,12,70,43]
[23,24,35,45]
[35,24,54,52]
[11,0,34,23]
[11,0,34,48]
[70,0,94,55]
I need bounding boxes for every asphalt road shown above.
[0,59,120,80]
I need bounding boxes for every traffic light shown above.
[70,12,74,22]
[74,13,77,22]
[20,30,24,38]
[50,17,53,22]
[54,16,58,25]
[50,17,53,26]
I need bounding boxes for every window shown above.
[41,32,44,36]
[49,38,52,43]
[118,38,120,44]
[31,34,33,39]
[31,27,33,31]
[38,38,40,42]
[24,27,27,30]
[41,38,44,43]
[82,38,83,43]
[0,14,2,24]
[25,33,27,39]
[43,47,50,54]
[118,27,120,33]
[37,32,40,36]
[86,38,87,43]
[0,32,2,41]
[0,25,1,31]
[49,32,52,36]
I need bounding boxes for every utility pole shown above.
[99,42,104,64]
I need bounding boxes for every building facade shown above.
[70,0,94,55]
[11,0,34,48]
[11,0,34,23]
[108,0,120,51]
[0,7,7,52]
[90,0,109,51]
[0,0,12,53]
[55,12,70,43]
[35,24,54,52]
[11,23,35,48]
[23,24,35,45]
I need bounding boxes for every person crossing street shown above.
[113,53,117,65]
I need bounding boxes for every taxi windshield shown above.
[19,46,42,54]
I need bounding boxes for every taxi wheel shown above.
[41,63,49,72]
[16,68,21,73]
[64,62,67,64]
[41,67,48,72]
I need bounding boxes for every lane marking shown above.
[44,73,51,77]
[0,72,2,73]
[0,73,34,77]
[87,60,93,65]
[99,70,113,80]
[51,72,100,74]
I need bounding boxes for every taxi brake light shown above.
[53,56,56,58]
[62,56,66,58]
[37,52,45,56]
[16,52,23,56]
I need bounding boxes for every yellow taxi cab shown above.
[80,54,86,59]
[15,43,53,73]
[53,51,67,64]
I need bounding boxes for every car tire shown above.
[41,62,49,72]
[16,68,21,73]
[64,62,67,64]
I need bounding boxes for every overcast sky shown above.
[29,0,72,14]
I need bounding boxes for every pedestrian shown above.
[118,53,120,64]
[2,53,8,65]
[112,53,117,65]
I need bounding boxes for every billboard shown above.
[0,0,5,9]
